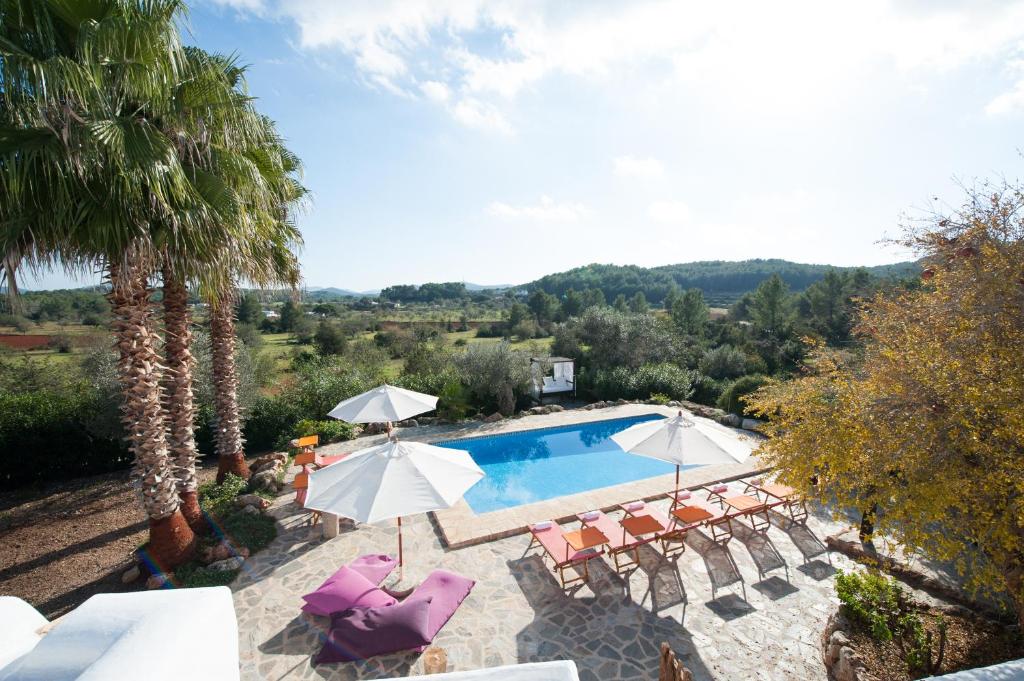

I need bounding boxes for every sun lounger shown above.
[748,481,808,523]
[527,521,603,589]
[700,483,730,507]
[668,490,733,543]
[721,493,772,533]
[576,510,642,573]
[293,465,321,525]
[617,501,687,558]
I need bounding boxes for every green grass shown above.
[173,562,240,588]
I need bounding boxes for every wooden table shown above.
[758,483,808,523]
[759,483,796,500]
[563,526,609,552]
[672,505,714,525]
[621,514,664,538]
[723,494,771,533]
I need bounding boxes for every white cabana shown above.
[611,411,752,489]
[305,440,484,566]
[530,356,575,399]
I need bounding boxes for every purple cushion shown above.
[315,597,434,664]
[301,566,397,617]
[346,554,396,586]
[406,569,475,640]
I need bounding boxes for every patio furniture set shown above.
[527,478,807,589]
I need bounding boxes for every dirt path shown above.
[0,462,220,618]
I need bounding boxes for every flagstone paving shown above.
[231,408,856,680]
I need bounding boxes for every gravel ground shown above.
[0,459,222,618]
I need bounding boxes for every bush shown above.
[0,390,129,488]
[47,334,74,353]
[689,373,725,406]
[242,396,303,453]
[198,474,248,517]
[698,344,750,380]
[835,569,904,641]
[585,363,695,401]
[648,392,671,405]
[292,418,357,445]
[173,562,240,588]
[474,323,505,338]
[717,374,769,415]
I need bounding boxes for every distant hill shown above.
[528,259,919,306]
[305,287,379,300]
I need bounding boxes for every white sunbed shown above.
[0,587,239,681]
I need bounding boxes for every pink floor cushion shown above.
[307,554,397,596]
[405,569,476,642]
[346,554,397,586]
[315,597,434,664]
[301,566,397,617]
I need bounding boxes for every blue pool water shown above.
[436,414,686,514]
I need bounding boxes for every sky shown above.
[26,0,1024,291]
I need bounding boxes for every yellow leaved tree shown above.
[747,184,1024,628]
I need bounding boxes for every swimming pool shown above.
[435,414,685,514]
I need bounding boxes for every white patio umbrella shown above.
[327,384,438,424]
[611,411,752,490]
[304,440,484,566]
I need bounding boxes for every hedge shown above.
[0,391,129,488]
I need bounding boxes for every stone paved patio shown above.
[232,407,857,680]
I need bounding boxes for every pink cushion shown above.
[301,566,397,617]
[580,510,600,522]
[347,554,397,586]
[624,501,645,512]
[406,569,475,640]
[673,490,692,500]
[315,597,434,664]
[708,484,728,494]
[750,478,764,486]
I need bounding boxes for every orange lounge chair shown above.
[668,490,733,543]
[576,510,642,574]
[527,521,603,589]
[617,501,687,558]
[700,483,730,508]
[293,465,321,526]
[292,435,320,464]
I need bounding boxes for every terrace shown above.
[233,404,855,680]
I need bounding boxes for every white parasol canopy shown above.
[327,384,438,423]
[611,411,752,489]
[304,440,483,565]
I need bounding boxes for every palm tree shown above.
[0,0,293,567]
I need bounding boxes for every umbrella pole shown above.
[675,464,680,492]
[398,516,404,567]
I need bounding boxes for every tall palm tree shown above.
[0,0,291,567]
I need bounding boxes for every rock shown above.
[825,631,850,665]
[396,418,418,428]
[249,470,280,493]
[121,566,141,584]
[718,413,741,427]
[241,504,260,516]
[249,452,287,472]
[615,398,628,405]
[207,556,245,572]
[594,401,608,408]
[835,646,868,681]
[212,543,231,561]
[235,493,270,509]
[482,412,503,423]
[741,417,763,431]
[146,574,168,590]
[667,400,680,407]
[582,403,594,410]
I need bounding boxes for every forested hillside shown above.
[529,259,918,305]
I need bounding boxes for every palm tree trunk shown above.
[108,259,196,570]
[210,291,249,483]
[161,264,202,529]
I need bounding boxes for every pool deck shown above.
[317,404,768,548]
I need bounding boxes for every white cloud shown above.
[452,98,512,134]
[614,156,664,179]
[647,200,691,224]
[986,79,1024,115]
[419,80,451,103]
[488,195,590,221]
[225,0,1024,126]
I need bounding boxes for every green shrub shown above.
[243,396,303,453]
[173,562,240,588]
[717,374,769,415]
[648,393,671,405]
[198,474,248,517]
[292,418,357,445]
[217,510,277,552]
[689,373,724,406]
[835,569,903,641]
[0,390,129,488]
[453,338,468,347]
[586,363,695,401]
